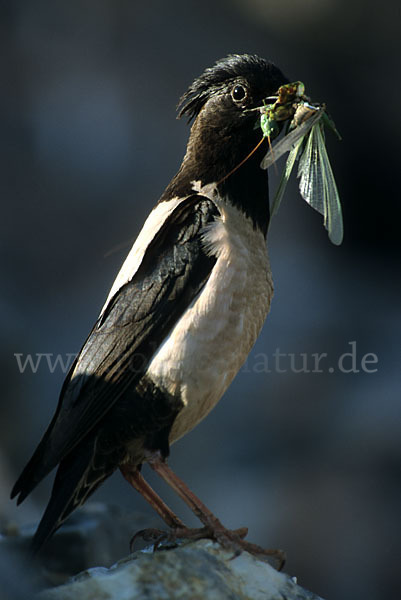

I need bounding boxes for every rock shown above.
[30,503,156,586]
[37,539,325,600]
[1,503,159,592]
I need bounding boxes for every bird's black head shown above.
[178,54,287,125]
[162,54,289,234]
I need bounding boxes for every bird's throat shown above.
[162,129,271,235]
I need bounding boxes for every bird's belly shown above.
[147,203,273,443]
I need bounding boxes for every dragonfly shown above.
[259,82,343,246]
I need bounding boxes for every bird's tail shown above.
[30,436,114,554]
[11,427,63,506]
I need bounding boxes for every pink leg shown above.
[120,465,185,529]
[147,453,286,569]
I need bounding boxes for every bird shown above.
[11,54,288,563]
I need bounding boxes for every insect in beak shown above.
[258,81,343,245]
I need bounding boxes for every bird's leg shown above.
[147,452,286,569]
[120,465,185,529]
[147,454,232,532]
[120,465,211,550]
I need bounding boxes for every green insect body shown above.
[260,108,279,139]
[260,81,306,142]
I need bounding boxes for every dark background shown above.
[1,1,400,598]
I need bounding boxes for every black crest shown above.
[177,54,286,122]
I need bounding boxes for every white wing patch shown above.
[99,197,184,317]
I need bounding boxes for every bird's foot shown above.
[199,523,286,570]
[131,524,285,570]
[130,525,215,552]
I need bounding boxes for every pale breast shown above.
[147,198,274,443]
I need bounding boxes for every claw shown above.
[130,524,285,570]
[130,527,169,552]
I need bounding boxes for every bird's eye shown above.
[231,84,247,102]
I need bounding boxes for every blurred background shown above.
[1,1,400,598]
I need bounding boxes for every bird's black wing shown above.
[12,195,219,503]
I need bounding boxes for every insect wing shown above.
[261,108,324,169]
[297,124,343,245]
[270,137,303,217]
[322,112,342,140]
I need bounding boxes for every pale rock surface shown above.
[38,539,325,600]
